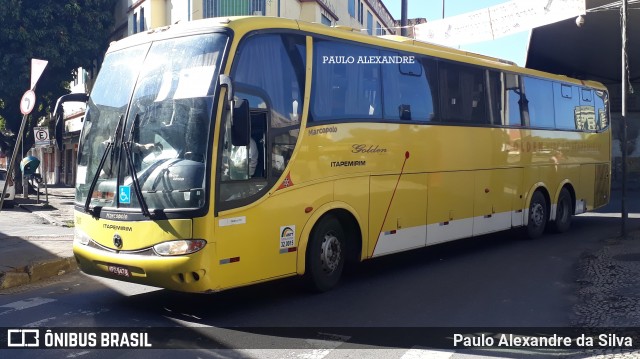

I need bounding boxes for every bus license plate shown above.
[107,264,131,277]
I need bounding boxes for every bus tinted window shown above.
[438,62,488,124]
[553,83,579,130]
[524,77,555,128]
[381,52,436,121]
[595,90,609,130]
[233,34,305,128]
[504,73,523,126]
[311,40,382,121]
[485,70,501,125]
[578,88,597,131]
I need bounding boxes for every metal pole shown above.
[621,0,628,237]
[0,114,29,212]
[442,0,445,18]
[22,130,28,199]
[401,0,408,36]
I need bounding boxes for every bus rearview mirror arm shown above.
[219,74,235,125]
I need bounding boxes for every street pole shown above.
[442,0,445,18]
[621,0,628,237]
[0,114,29,212]
[401,0,408,36]
[22,129,28,199]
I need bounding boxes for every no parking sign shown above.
[33,126,50,147]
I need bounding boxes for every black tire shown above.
[305,216,345,292]
[551,188,573,233]
[527,190,548,239]
[2,200,14,208]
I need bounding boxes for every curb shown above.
[0,257,78,290]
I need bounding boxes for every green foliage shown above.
[0,0,115,154]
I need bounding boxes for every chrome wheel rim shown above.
[531,202,545,227]
[320,231,341,274]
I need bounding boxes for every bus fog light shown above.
[74,228,91,245]
[153,239,206,256]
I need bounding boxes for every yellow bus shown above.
[55,16,610,293]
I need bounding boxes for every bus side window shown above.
[381,51,436,122]
[220,33,306,206]
[523,76,555,128]
[438,61,488,125]
[311,39,382,121]
[553,83,579,130]
[485,70,501,125]
[580,89,597,131]
[504,73,524,126]
[594,90,609,130]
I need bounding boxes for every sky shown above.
[383,0,530,66]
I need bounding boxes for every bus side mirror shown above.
[231,99,250,147]
[53,93,89,150]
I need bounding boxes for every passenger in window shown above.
[248,138,258,177]
[227,138,258,178]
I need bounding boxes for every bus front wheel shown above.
[527,191,548,239]
[305,216,345,292]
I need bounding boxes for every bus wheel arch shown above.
[297,205,363,290]
[550,184,575,233]
[525,185,551,239]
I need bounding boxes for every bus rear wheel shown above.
[527,190,548,239]
[551,188,573,233]
[305,216,345,292]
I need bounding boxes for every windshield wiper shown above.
[122,113,153,218]
[84,114,124,217]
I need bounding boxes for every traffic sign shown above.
[34,126,50,147]
[20,90,36,115]
[31,59,48,90]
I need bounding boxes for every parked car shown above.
[0,168,15,208]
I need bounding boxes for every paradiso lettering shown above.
[322,55,415,64]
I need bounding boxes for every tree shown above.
[0,0,115,174]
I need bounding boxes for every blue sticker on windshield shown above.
[119,186,131,204]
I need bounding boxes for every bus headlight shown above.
[74,228,91,245]
[153,239,206,256]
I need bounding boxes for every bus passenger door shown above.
[473,168,523,236]
[427,172,474,245]
[369,174,427,257]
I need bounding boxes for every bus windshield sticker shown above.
[280,226,296,249]
[219,216,247,227]
[118,186,131,204]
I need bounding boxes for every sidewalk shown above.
[0,185,76,289]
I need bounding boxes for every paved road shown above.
[2,214,639,358]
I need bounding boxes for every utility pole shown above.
[401,0,408,36]
[621,0,629,237]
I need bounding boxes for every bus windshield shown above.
[75,33,227,211]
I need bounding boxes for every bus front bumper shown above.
[73,241,220,293]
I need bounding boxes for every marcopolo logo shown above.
[7,329,40,347]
